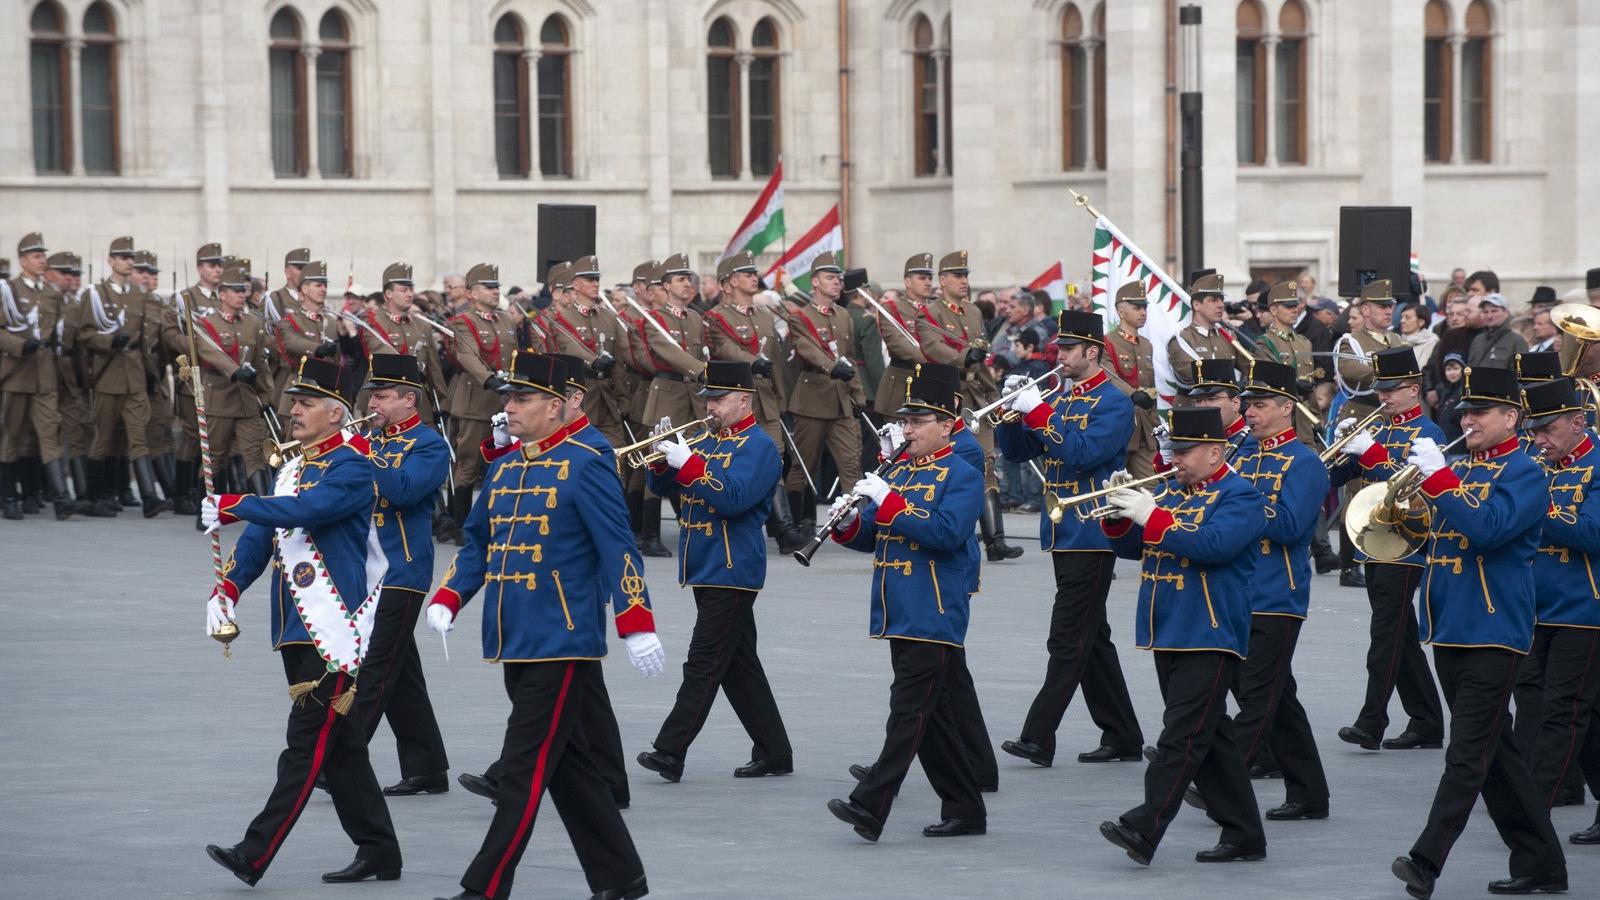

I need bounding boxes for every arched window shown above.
[30,1,68,174]
[1423,0,1452,162]
[317,10,352,177]
[537,15,572,177]
[1235,0,1266,165]
[911,15,940,176]
[80,2,118,173]
[1274,0,1306,164]
[748,18,780,177]
[1060,5,1087,169]
[1092,4,1105,168]
[1462,0,1492,162]
[706,17,738,178]
[493,14,528,177]
[269,7,306,177]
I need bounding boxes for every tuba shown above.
[1343,430,1472,561]
[1551,302,1600,412]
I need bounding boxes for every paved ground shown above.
[1,509,1596,899]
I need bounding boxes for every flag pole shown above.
[1068,188,1103,220]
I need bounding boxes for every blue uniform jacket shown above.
[219,432,377,649]
[1534,433,1600,629]
[435,417,656,662]
[996,369,1133,552]
[1104,465,1266,657]
[1236,427,1329,617]
[951,418,984,594]
[1417,435,1546,653]
[649,413,780,590]
[368,413,450,592]
[1330,405,1445,566]
[834,444,983,647]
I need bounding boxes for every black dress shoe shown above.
[1248,763,1283,779]
[1381,730,1444,750]
[205,844,260,887]
[1000,738,1053,767]
[434,892,488,900]
[733,757,793,778]
[383,772,450,795]
[827,798,884,842]
[1486,872,1568,894]
[458,771,498,803]
[848,763,871,782]
[322,857,401,883]
[1098,820,1154,866]
[636,749,683,783]
[1078,744,1142,763]
[636,536,672,558]
[1265,800,1329,820]
[1195,842,1266,862]
[1555,784,1586,807]
[1338,725,1381,750]
[589,873,649,900]
[1313,553,1340,574]
[1183,785,1208,811]
[923,817,986,837]
[1392,855,1439,900]
[1570,822,1600,844]
[1143,746,1160,763]
[1340,567,1367,588]
[315,772,329,792]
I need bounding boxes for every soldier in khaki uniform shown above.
[615,260,663,549]
[134,250,178,502]
[80,236,170,518]
[355,262,449,422]
[1257,282,1321,444]
[270,260,341,418]
[704,251,788,462]
[546,256,626,445]
[447,262,520,531]
[1166,272,1251,405]
[1,233,71,520]
[635,253,708,557]
[35,251,92,515]
[872,253,934,415]
[162,242,227,514]
[1103,283,1161,478]
[1335,279,1404,423]
[190,264,273,495]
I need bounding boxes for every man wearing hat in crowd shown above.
[1257,282,1321,435]
[425,350,663,900]
[161,242,228,514]
[1,233,68,520]
[995,308,1146,769]
[1390,365,1567,899]
[1166,272,1250,406]
[353,353,453,799]
[134,250,180,504]
[637,253,710,557]
[1328,347,1447,754]
[825,360,986,842]
[1174,359,1259,468]
[1468,291,1528,369]
[1103,282,1160,478]
[272,260,341,418]
[1095,406,1268,867]
[636,359,794,784]
[871,253,935,421]
[42,250,96,514]
[550,255,626,447]
[445,262,521,539]
[358,262,449,424]
[199,355,403,889]
[618,259,670,555]
[192,261,275,498]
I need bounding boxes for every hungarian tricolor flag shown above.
[721,163,785,262]
[1026,261,1067,312]
[1089,215,1191,405]
[761,205,842,294]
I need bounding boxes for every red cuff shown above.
[614,602,657,637]
[1358,442,1390,470]
[430,586,463,617]
[216,493,245,525]
[1153,453,1171,473]
[874,491,909,525]
[832,512,863,544]
[217,578,240,602]
[347,433,371,456]
[1419,467,1461,498]
[1023,402,1054,431]
[480,437,521,463]
[1142,507,1178,543]
[675,453,708,486]
[1101,517,1135,539]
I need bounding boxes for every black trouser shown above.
[1409,646,1565,877]
[850,639,985,825]
[1231,615,1329,808]
[1120,650,1263,854]
[236,645,400,877]
[946,646,998,791]
[1517,625,1600,808]
[487,666,631,806]
[353,586,449,778]
[1355,563,1443,739]
[462,661,644,900]
[1019,552,1142,755]
[653,586,791,765]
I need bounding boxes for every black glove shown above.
[111,333,132,350]
[750,354,774,378]
[829,359,855,382]
[1130,390,1156,410]
[483,374,507,393]
[1296,379,1316,398]
[963,347,986,368]
[313,340,339,359]
[21,338,42,355]
[589,352,616,377]
[231,364,257,387]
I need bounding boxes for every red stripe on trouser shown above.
[1547,632,1599,809]
[1153,657,1225,825]
[485,662,575,899]
[253,672,346,869]
[1243,618,1293,761]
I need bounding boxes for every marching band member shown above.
[995,308,1145,768]
[1096,407,1267,866]
[1391,365,1566,899]
[1181,358,1259,463]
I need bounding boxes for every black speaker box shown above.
[1338,206,1411,298]
[536,204,596,283]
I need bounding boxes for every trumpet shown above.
[267,412,380,468]
[1344,429,1472,562]
[1047,470,1177,523]
[972,366,1064,429]
[1317,407,1386,466]
[617,417,714,469]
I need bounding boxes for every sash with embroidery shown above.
[85,283,126,335]
[1,280,39,337]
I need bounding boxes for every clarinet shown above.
[793,440,912,567]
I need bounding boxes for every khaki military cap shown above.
[810,251,843,276]
[108,235,136,257]
[1114,282,1148,306]
[134,250,158,271]
[284,247,311,267]
[938,250,970,275]
[220,264,250,290]
[62,252,83,273]
[18,233,46,255]
[196,242,223,263]
[1359,279,1395,304]
[660,253,692,278]
[1190,273,1225,296]
[649,262,671,285]
[382,262,414,287]
[631,260,656,283]
[301,260,329,283]
[1267,281,1299,304]
[546,262,572,290]
[234,257,253,278]
[571,255,600,278]
[717,251,758,282]
[904,253,934,276]
[466,262,499,288]
[47,251,74,270]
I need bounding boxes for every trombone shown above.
[1344,430,1472,562]
[1317,407,1386,466]
[1046,470,1176,523]
[616,416,714,469]
[971,365,1064,429]
[267,411,380,468]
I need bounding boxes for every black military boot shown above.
[247,468,273,497]
[134,457,174,518]
[152,453,178,506]
[0,462,23,520]
[20,457,43,514]
[451,489,473,546]
[982,488,1025,561]
[43,459,74,521]
[117,456,139,507]
[772,486,809,555]
[626,488,645,538]
[789,490,814,536]
[171,458,199,515]
[637,495,672,557]
[81,459,121,517]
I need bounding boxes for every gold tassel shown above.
[287,679,320,707]
[330,683,357,716]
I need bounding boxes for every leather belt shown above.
[653,371,688,382]
[888,356,917,370]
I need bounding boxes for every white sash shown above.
[85,284,124,335]
[1,280,38,336]
[272,451,387,676]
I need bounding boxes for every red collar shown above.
[383,413,421,437]
[665,304,687,318]
[1389,405,1423,425]
[1070,370,1107,397]
[951,416,968,434]
[219,309,240,323]
[718,413,757,438]
[388,312,411,324]
[1258,427,1298,451]
[473,309,497,322]
[301,429,348,461]
[1184,464,1231,492]
[912,443,954,466]
[1558,435,1594,468]
[527,419,582,457]
[1471,436,1521,462]
[1117,327,1141,344]
[816,304,834,316]
[1224,416,1247,438]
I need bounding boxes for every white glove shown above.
[827,494,859,532]
[200,496,221,535]
[1154,423,1174,461]
[625,631,666,678]
[852,472,892,506]
[204,592,236,637]
[425,603,454,634]
[1407,437,1447,477]
[1335,416,1358,436]
[655,433,693,469]
[1106,469,1136,490]
[491,412,512,448]
[649,416,672,439]
[1003,373,1027,394]
[1006,384,1045,415]
[1106,488,1158,526]
[878,422,905,458]
[1342,430,1377,457]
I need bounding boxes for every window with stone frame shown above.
[270,7,308,177]
[493,13,530,177]
[1058,2,1106,171]
[80,2,119,174]
[30,1,69,174]
[707,17,739,178]
[316,9,353,177]
[537,14,574,178]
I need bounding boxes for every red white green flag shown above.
[721,163,785,261]
[761,205,842,294]
[1089,215,1191,405]
[1026,261,1067,310]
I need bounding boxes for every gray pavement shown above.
[1,510,1595,899]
